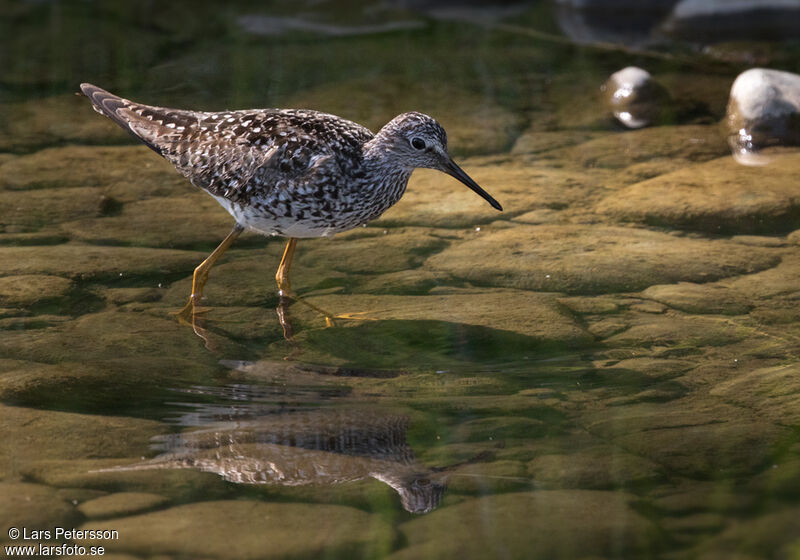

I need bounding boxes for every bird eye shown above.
[411,137,426,150]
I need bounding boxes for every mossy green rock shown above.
[693,507,800,559]
[62,195,234,248]
[391,491,659,559]
[710,363,800,425]
[0,146,184,198]
[597,153,800,234]
[0,404,163,476]
[0,275,73,307]
[527,447,662,489]
[0,482,81,541]
[375,160,601,228]
[426,225,779,294]
[0,244,205,281]
[604,314,749,348]
[77,492,168,519]
[76,500,394,559]
[541,125,726,171]
[641,282,753,315]
[308,290,591,351]
[583,403,785,478]
[0,94,129,152]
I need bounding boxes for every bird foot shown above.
[173,299,211,322]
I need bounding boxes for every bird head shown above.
[375,112,503,211]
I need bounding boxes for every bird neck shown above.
[361,138,413,190]
[352,140,413,217]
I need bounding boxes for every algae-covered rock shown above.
[76,500,394,560]
[77,492,168,519]
[62,195,234,248]
[0,145,186,200]
[0,404,163,477]
[583,403,785,478]
[641,282,753,315]
[605,314,748,348]
[0,187,114,232]
[597,357,693,381]
[0,94,129,152]
[447,460,530,494]
[425,225,779,294]
[299,228,448,275]
[0,275,73,307]
[392,490,659,559]
[0,482,80,541]
[0,244,206,281]
[693,507,800,560]
[597,153,800,233]
[21,460,231,503]
[375,160,600,228]
[302,290,591,345]
[0,311,223,364]
[710,363,800,425]
[723,253,800,298]
[540,124,727,171]
[527,447,663,489]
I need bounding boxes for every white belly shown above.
[211,195,339,238]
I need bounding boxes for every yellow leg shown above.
[177,224,244,316]
[275,238,297,297]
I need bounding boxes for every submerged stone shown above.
[0,244,206,281]
[726,68,800,164]
[393,490,659,559]
[77,492,168,519]
[62,195,234,248]
[447,460,530,494]
[302,290,591,346]
[0,187,114,232]
[710,363,800,425]
[0,483,80,540]
[604,314,748,348]
[602,67,670,129]
[0,404,163,478]
[642,282,753,315]
[376,159,599,228]
[0,145,186,200]
[76,500,394,559]
[0,275,73,308]
[425,225,779,294]
[693,506,800,559]
[0,94,129,152]
[540,124,727,172]
[597,153,800,233]
[583,403,785,478]
[527,446,663,489]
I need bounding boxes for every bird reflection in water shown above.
[100,406,477,514]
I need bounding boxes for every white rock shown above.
[726,68,800,165]
[602,67,668,128]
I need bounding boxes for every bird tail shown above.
[79,83,178,156]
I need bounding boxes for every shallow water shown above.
[2,2,800,559]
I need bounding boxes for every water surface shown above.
[2,2,800,559]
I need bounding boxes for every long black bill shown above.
[444,160,503,211]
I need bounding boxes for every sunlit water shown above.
[2,2,800,559]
